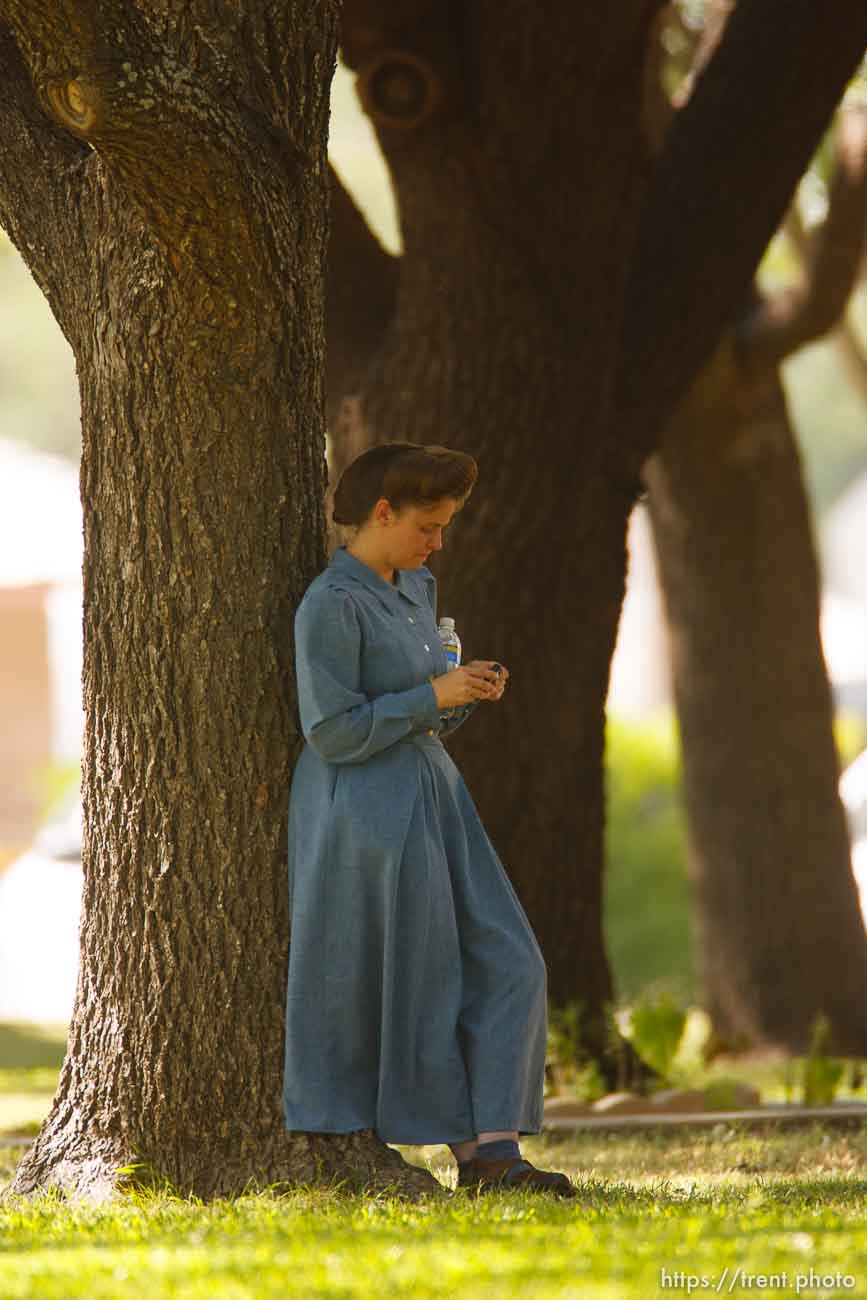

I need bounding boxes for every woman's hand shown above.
[431,660,509,710]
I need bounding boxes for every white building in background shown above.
[821,473,867,716]
[0,437,83,1022]
[606,504,670,718]
[823,472,867,605]
[0,437,83,858]
[607,485,867,723]
[0,799,82,1022]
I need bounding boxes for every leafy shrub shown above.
[801,1013,845,1107]
[625,989,687,1082]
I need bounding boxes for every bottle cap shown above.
[438,617,455,630]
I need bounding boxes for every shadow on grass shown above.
[0,1023,68,1070]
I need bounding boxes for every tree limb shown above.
[326,164,400,428]
[613,0,867,474]
[0,0,330,296]
[736,106,867,369]
[0,21,92,341]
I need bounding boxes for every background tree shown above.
[326,0,867,1078]
[0,0,444,1202]
[641,3,867,1055]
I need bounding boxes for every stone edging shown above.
[542,1103,867,1132]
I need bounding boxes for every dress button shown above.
[408,616,414,623]
[426,728,434,735]
[424,643,430,651]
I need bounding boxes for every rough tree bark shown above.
[326,0,867,1077]
[645,102,867,1054]
[1,1,441,1200]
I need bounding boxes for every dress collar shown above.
[329,545,426,608]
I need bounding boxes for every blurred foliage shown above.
[0,1022,67,1072]
[834,713,867,768]
[604,714,692,1004]
[801,1013,846,1107]
[545,999,610,1100]
[702,1076,749,1110]
[627,990,688,1080]
[603,713,866,1009]
[0,230,79,461]
[26,758,81,823]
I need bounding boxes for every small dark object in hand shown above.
[491,663,502,673]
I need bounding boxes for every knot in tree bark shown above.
[356,49,442,130]
[44,77,103,137]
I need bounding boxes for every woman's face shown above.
[388,497,459,568]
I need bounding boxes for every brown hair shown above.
[332,442,478,528]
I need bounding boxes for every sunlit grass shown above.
[1,1129,866,1299]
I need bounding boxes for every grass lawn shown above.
[1,1127,865,1299]
[0,1023,67,1139]
[3,1022,865,1298]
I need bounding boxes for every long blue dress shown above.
[282,544,547,1145]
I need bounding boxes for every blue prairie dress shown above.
[282,545,547,1145]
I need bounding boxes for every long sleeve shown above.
[295,588,441,765]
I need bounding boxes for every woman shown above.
[283,442,576,1196]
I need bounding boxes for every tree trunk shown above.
[331,2,661,1085]
[645,341,867,1054]
[2,1,439,1200]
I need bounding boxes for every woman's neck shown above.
[345,542,395,585]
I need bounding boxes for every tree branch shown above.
[613,0,867,474]
[326,163,400,427]
[736,106,867,369]
[775,196,867,410]
[0,21,92,341]
[0,0,332,299]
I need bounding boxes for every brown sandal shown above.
[457,1155,578,1197]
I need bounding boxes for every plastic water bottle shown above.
[438,617,461,670]
[437,618,462,729]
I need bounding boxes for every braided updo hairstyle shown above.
[332,442,478,528]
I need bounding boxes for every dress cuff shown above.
[404,680,440,730]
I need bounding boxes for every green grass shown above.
[0,1024,67,1072]
[1,1128,865,1299]
[0,1025,67,1138]
[604,715,693,1004]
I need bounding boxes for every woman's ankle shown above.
[478,1130,519,1145]
[448,1138,479,1163]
